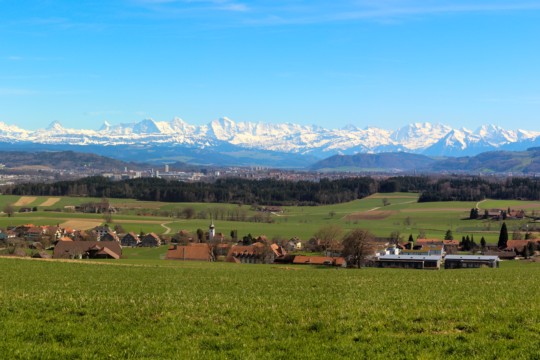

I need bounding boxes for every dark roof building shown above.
[376,254,442,270]
[53,241,122,259]
[121,232,140,247]
[444,255,500,269]
[100,231,120,242]
[140,233,161,247]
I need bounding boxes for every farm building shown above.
[227,242,271,264]
[100,231,120,242]
[401,245,444,256]
[505,240,539,253]
[121,232,140,247]
[375,255,442,270]
[94,226,114,241]
[140,233,161,247]
[484,250,516,260]
[416,239,459,252]
[53,241,122,259]
[292,256,346,267]
[32,252,52,259]
[444,255,500,269]
[166,243,214,261]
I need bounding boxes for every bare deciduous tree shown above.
[341,229,375,268]
[314,225,343,250]
[3,203,14,217]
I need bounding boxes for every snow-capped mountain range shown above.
[1,117,539,160]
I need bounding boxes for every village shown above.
[2,213,538,270]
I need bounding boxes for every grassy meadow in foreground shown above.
[0,258,539,359]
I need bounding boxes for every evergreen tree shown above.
[196,228,204,242]
[480,237,486,249]
[527,241,535,258]
[445,230,454,240]
[523,244,530,259]
[242,233,253,245]
[498,222,509,249]
[408,234,414,243]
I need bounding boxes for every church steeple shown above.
[209,219,215,241]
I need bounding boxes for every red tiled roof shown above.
[95,246,121,259]
[506,240,535,251]
[166,244,213,261]
[270,243,287,257]
[293,256,345,266]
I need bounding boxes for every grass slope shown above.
[0,258,539,359]
[2,193,540,242]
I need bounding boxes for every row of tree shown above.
[3,175,540,206]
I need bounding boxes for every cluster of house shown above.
[165,240,347,267]
[52,228,165,259]
[166,231,540,270]
[0,224,68,242]
[4,221,538,269]
[482,208,526,221]
[1,224,164,260]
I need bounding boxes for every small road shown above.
[398,200,417,205]
[160,222,172,235]
[476,200,486,209]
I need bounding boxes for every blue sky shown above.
[1,0,539,130]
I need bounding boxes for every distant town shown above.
[0,161,394,186]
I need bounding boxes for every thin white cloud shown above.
[239,1,540,26]
[480,95,540,105]
[133,0,249,12]
[0,88,36,96]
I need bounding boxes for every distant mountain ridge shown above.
[311,148,540,174]
[0,151,143,171]
[1,148,539,175]
[0,118,539,166]
[311,153,437,172]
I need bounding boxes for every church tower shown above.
[209,220,215,241]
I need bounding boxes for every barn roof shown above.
[445,255,499,261]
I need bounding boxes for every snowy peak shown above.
[132,119,162,134]
[0,118,537,158]
[0,121,27,133]
[47,121,65,132]
[99,121,111,131]
[391,122,452,150]
[209,117,237,140]
[474,124,517,145]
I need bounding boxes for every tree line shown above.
[417,177,540,202]
[2,175,540,205]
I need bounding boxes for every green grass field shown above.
[2,193,540,242]
[1,257,539,359]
